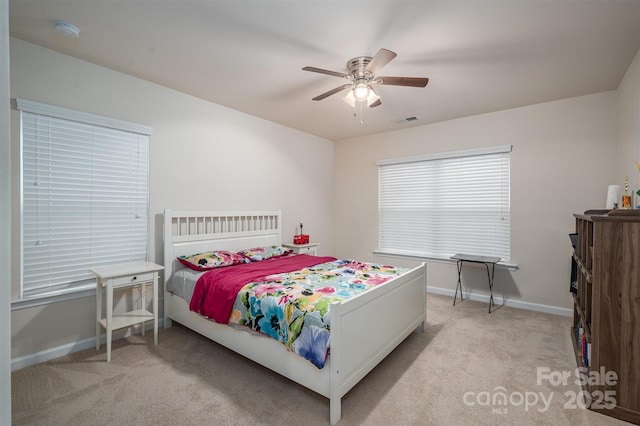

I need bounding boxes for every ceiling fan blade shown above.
[364,48,397,75]
[369,99,382,108]
[302,66,349,78]
[312,84,352,101]
[375,76,429,87]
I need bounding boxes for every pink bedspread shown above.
[189,254,337,324]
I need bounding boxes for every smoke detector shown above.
[53,20,80,39]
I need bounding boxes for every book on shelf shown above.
[569,256,578,294]
[575,324,583,350]
[575,323,591,367]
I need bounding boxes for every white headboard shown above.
[163,209,282,288]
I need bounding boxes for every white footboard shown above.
[329,263,427,424]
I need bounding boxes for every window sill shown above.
[11,286,96,311]
[373,250,518,271]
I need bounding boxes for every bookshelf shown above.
[571,209,640,424]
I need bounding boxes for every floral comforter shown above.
[228,258,408,368]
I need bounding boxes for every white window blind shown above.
[378,146,511,262]
[19,99,152,299]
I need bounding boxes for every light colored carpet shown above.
[12,293,630,425]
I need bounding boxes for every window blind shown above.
[378,146,511,262]
[20,102,151,299]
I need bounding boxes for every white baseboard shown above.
[13,289,571,371]
[11,319,164,371]
[426,286,572,317]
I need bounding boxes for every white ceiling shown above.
[8,0,640,141]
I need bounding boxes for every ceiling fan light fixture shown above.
[353,83,370,101]
[342,91,357,108]
[366,90,380,106]
[343,86,380,108]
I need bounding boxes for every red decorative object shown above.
[293,234,309,245]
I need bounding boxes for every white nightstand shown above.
[283,242,319,256]
[91,261,164,362]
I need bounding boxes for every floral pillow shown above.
[178,250,248,271]
[237,246,292,262]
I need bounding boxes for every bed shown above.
[163,209,427,424]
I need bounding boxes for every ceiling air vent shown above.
[392,116,420,125]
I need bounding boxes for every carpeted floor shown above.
[11,293,630,425]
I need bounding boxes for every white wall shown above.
[8,36,639,364]
[333,91,618,312]
[1,0,12,421]
[617,49,640,205]
[9,39,334,360]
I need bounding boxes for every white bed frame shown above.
[163,209,427,424]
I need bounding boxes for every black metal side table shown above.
[450,254,501,313]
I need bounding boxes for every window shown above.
[377,145,511,262]
[17,99,152,300]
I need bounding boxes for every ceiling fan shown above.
[302,48,429,108]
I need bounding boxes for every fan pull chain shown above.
[353,100,364,125]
